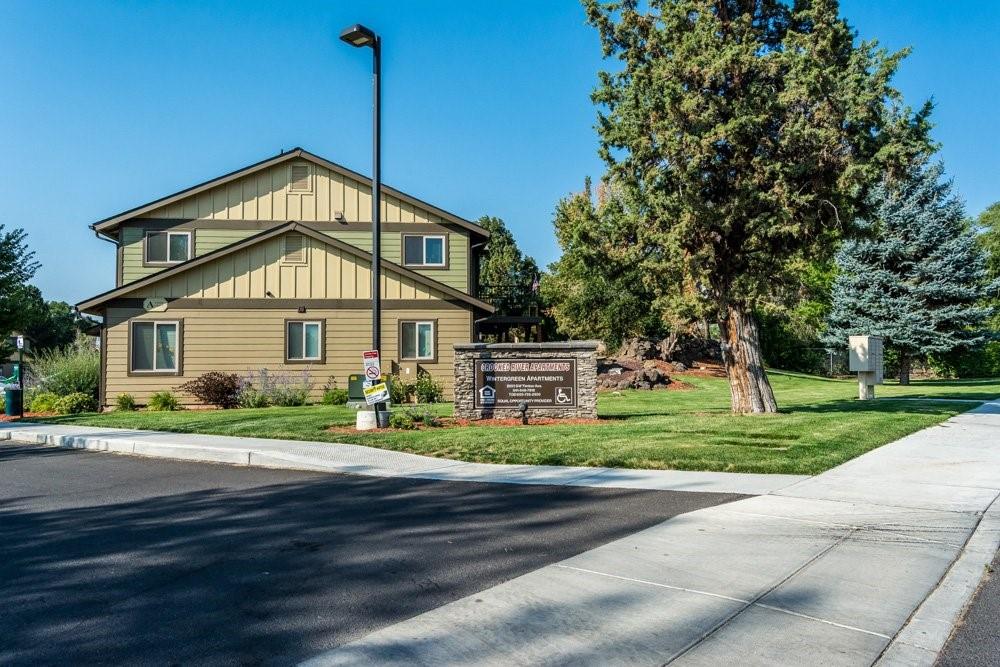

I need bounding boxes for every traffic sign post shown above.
[360,349,387,428]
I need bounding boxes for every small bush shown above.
[412,371,444,404]
[115,393,137,411]
[180,372,241,408]
[323,388,349,405]
[238,368,313,407]
[29,391,61,413]
[147,391,180,411]
[388,407,442,430]
[388,410,417,429]
[54,392,97,415]
[389,375,413,404]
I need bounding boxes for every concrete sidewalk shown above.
[0,422,805,496]
[301,400,1000,667]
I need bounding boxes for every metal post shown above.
[371,37,385,422]
[17,345,23,418]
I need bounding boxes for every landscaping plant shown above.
[321,379,349,406]
[147,391,180,411]
[115,393,137,412]
[53,392,97,415]
[412,371,444,404]
[29,334,99,398]
[180,372,242,408]
[28,391,60,413]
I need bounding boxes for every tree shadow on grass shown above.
[0,446,741,665]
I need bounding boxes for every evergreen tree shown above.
[824,162,995,383]
[582,0,932,412]
[476,216,540,315]
[542,178,671,348]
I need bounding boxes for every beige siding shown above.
[127,233,448,301]
[141,160,448,225]
[121,228,470,292]
[103,306,470,406]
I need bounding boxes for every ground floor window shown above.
[400,321,435,360]
[130,321,180,373]
[286,320,323,362]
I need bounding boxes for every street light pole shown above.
[341,23,386,423]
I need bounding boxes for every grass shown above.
[35,372,1000,475]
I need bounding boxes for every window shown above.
[145,231,191,264]
[286,320,323,362]
[400,321,435,360]
[289,164,311,192]
[282,233,307,264]
[130,321,180,373]
[402,235,446,267]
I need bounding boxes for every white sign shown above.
[363,382,390,405]
[363,349,381,380]
[15,336,24,350]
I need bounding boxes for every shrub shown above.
[54,392,97,415]
[929,341,1000,378]
[180,372,241,408]
[388,407,442,430]
[238,368,313,408]
[389,375,413,404]
[321,378,349,406]
[412,371,444,404]
[29,391,60,413]
[147,391,180,411]
[388,410,417,429]
[30,335,100,398]
[115,393,137,411]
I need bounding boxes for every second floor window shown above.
[403,235,445,267]
[146,231,191,264]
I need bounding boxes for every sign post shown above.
[360,349,387,428]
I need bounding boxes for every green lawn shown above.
[35,372,1000,475]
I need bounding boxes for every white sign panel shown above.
[15,336,24,350]
[363,350,381,380]
[363,382,390,405]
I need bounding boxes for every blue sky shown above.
[2,0,998,304]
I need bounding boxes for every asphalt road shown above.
[0,443,744,666]
[936,548,1000,667]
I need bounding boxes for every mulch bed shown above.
[0,412,53,422]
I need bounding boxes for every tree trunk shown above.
[898,353,911,385]
[719,303,778,414]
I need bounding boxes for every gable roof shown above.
[90,148,489,238]
[77,221,495,314]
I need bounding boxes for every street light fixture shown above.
[340,22,385,423]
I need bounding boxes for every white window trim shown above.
[287,320,323,361]
[130,320,180,373]
[401,320,435,361]
[144,231,192,265]
[402,234,446,267]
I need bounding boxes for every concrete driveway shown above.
[0,443,742,665]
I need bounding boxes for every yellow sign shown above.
[363,382,390,405]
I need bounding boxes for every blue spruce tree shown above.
[824,162,994,384]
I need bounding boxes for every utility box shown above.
[849,335,884,399]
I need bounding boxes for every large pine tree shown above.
[582,0,931,412]
[824,162,994,383]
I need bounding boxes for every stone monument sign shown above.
[454,342,598,419]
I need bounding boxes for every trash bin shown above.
[4,388,22,417]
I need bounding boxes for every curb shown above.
[0,425,807,495]
[876,491,1000,666]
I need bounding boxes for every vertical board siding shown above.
[116,160,472,292]
[104,306,470,406]
[129,233,446,302]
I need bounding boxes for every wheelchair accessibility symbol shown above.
[555,387,573,405]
